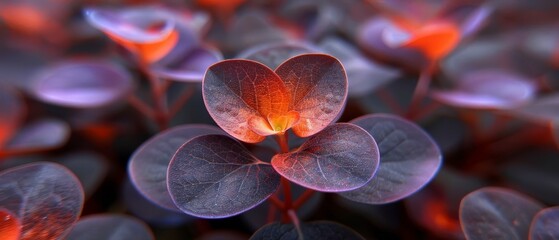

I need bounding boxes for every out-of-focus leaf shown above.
[340,113,442,204]
[530,207,559,240]
[319,37,401,97]
[83,6,178,63]
[236,41,318,69]
[167,135,280,218]
[129,124,224,211]
[0,84,25,147]
[272,123,379,192]
[513,93,559,123]
[3,119,69,154]
[432,69,536,109]
[460,187,544,240]
[66,214,154,240]
[152,46,222,82]
[275,54,347,137]
[29,60,133,108]
[0,208,21,240]
[250,221,365,240]
[0,162,84,240]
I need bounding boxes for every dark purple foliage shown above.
[530,207,559,240]
[66,214,154,240]
[167,135,281,218]
[250,221,365,240]
[3,119,69,153]
[272,123,379,192]
[340,114,441,204]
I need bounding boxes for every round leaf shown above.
[66,214,154,240]
[167,135,281,218]
[275,54,348,137]
[203,59,291,143]
[129,124,224,211]
[3,118,70,154]
[340,113,442,204]
[250,221,365,240]
[272,123,379,192]
[152,46,223,82]
[432,69,536,109]
[530,207,559,240]
[460,187,544,240]
[30,60,133,108]
[0,162,84,239]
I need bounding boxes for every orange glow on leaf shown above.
[0,5,55,35]
[248,111,300,136]
[402,21,461,61]
[424,198,461,233]
[107,29,179,63]
[0,209,21,240]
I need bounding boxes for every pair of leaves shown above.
[0,162,84,240]
[166,123,379,218]
[203,53,348,143]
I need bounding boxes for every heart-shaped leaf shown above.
[0,162,84,239]
[460,187,544,240]
[275,54,347,137]
[66,214,154,240]
[84,7,178,62]
[530,207,559,240]
[236,41,318,69]
[272,123,379,192]
[0,208,20,240]
[167,135,281,218]
[203,59,291,143]
[30,60,133,108]
[432,69,536,109]
[340,114,442,204]
[250,221,365,240]
[129,124,224,211]
[0,84,24,147]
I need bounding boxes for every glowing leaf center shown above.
[248,111,300,136]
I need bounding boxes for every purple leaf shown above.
[66,214,154,240]
[30,60,133,108]
[236,41,318,69]
[128,124,224,211]
[459,5,493,37]
[83,6,174,43]
[357,18,428,70]
[152,46,223,82]
[3,118,69,153]
[58,151,109,199]
[460,187,544,240]
[513,93,559,123]
[319,37,401,97]
[530,207,559,240]
[340,113,442,204]
[0,84,25,147]
[275,54,348,138]
[250,221,365,240]
[0,162,84,239]
[272,123,379,192]
[167,135,281,218]
[432,69,536,109]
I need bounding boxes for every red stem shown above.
[406,63,436,119]
[293,189,316,210]
[168,84,196,119]
[138,60,169,130]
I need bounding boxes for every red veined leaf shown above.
[167,135,280,218]
[460,187,544,240]
[0,162,84,240]
[129,124,224,211]
[272,123,379,192]
[530,207,559,240]
[275,53,348,137]
[66,214,154,240]
[203,59,292,143]
[340,114,442,204]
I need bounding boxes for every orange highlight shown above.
[402,21,461,61]
[0,209,21,240]
[0,5,54,35]
[106,29,179,63]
